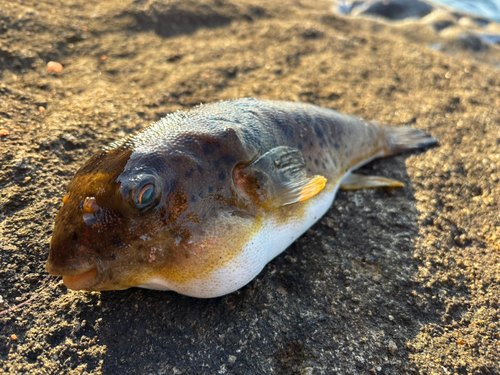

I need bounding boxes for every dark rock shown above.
[342,0,434,20]
[477,33,500,45]
[430,19,455,32]
[471,17,489,28]
[458,32,489,52]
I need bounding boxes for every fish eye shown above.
[135,184,156,208]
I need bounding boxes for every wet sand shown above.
[1,0,499,374]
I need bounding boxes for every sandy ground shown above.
[1,0,499,374]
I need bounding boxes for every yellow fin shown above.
[340,173,404,191]
[298,176,327,202]
[234,146,328,209]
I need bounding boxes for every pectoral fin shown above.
[235,146,327,209]
[340,173,404,190]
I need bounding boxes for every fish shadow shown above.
[90,154,443,374]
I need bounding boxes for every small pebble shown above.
[47,61,63,72]
[388,340,398,354]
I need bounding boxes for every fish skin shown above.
[46,98,437,297]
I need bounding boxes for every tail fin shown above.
[384,126,438,156]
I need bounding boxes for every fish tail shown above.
[383,125,438,156]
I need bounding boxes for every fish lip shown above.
[62,268,99,291]
[46,258,104,290]
[46,259,96,277]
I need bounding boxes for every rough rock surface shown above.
[1,0,499,374]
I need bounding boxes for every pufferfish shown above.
[46,98,437,298]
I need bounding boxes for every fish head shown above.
[46,144,166,291]
[46,130,253,292]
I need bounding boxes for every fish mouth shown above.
[46,260,100,291]
[62,268,99,291]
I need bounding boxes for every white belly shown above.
[139,181,340,298]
